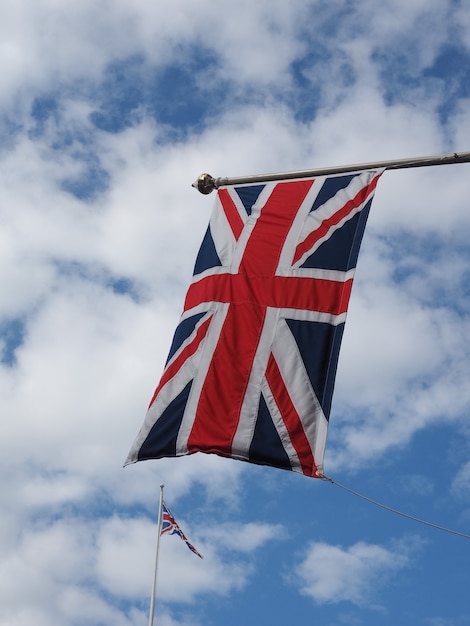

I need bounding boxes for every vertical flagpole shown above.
[148,483,164,626]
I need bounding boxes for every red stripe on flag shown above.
[293,173,381,265]
[187,302,266,453]
[185,274,353,315]
[148,316,212,409]
[266,353,317,476]
[218,188,245,240]
[239,180,314,276]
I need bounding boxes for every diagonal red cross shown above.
[183,180,356,461]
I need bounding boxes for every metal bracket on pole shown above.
[192,151,470,194]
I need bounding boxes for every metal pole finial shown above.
[192,173,216,194]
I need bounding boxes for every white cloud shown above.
[152,611,202,626]
[96,514,283,603]
[201,521,285,552]
[0,519,104,626]
[398,474,435,497]
[452,462,470,500]
[0,0,311,115]
[0,510,282,624]
[0,0,460,122]
[295,539,411,607]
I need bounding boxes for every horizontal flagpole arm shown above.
[192,151,470,194]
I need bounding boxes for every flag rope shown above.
[192,150,470,194]
[319,474,470,539]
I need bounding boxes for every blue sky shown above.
[1,1,470,624]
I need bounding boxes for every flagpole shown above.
[148,483,164,626]
[192,150,470,194]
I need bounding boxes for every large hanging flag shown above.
[126,169,383,477]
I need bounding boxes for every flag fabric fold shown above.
[126,169,383,477]
[161,502,203,559]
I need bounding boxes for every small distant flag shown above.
[161,502,203,559]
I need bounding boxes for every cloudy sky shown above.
[1,1,470,624]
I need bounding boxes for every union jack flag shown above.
[126,170,383,477]
[161,502,203,558]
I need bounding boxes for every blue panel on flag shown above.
[347,198,372,269]
[138,382,192,459]
[193,227,221,275]
[249,395,292,470]
[300,204,371,271]
[166,313,206,364]
[234,185,265,215]
[286,319,345,420]
[310,174,356,212]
